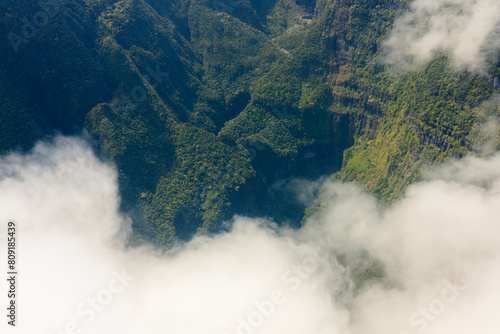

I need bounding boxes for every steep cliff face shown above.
[0,0,498,244]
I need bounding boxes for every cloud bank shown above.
[384,0,500,72]
[1,136,500,334]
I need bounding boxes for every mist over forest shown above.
[0,0,499,333]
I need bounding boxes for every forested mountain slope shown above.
[1,0,498,245]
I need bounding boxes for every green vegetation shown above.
[0,0,498,246]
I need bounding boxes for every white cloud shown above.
[384,0,500,72]
[1,136,500,334]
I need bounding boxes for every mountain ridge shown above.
[0,0,498,245]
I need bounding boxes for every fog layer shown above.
[384,0,500,72]
[1,137,500,334]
